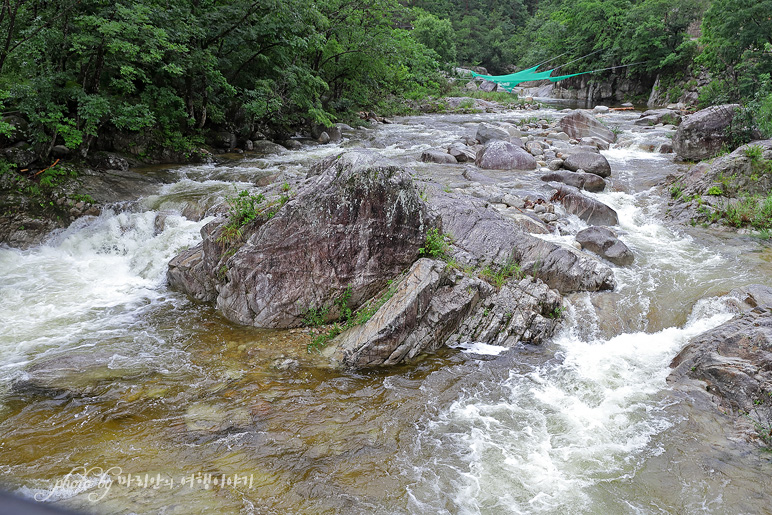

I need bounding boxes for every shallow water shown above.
[1,107,771,514]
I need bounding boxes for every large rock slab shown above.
[550,183,619,226]
[475,140,537,170]
[540,170,606,192]
[575,226,633,266]
[475,122,511,144]
[669,304,772,434]
[559,111,616,143]
[330,258,564,368]
[448,277,562,347]
[330,259,490,368]
[673,104,740,161]
[563,152,612,178]
[168,150,430,328]
[428,192,615,293]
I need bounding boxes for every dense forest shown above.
[0,0,771,167]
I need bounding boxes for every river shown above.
[1,106,771,514]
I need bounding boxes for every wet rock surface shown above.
[673,104,741,161]
[475,140,537,170]
[540,170,606,192]
[169,150,430,328]
[549,183,619,226]
[559,110,616,143]
[670,287,772,445]
[575,226,634,266]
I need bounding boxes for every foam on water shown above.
[0,210,209,376]
[448,342,509,356]
[409,297,735,514]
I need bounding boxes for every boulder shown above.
[670,140,772,206]
[312,124,342,143]
[421,149,457,164]
[579,137,610,151]
[593,105,610,114]
[540,170,606,192]
[479,80,498,92]
[448,145,477,163]
[209,131,236,150]
[168,150,430,328]
[575,226,633,266]
[673,104,740,161]
[427,191,615,293]
[2,147,37,168]
[475,122,511,144]
[563,152,612,178]
[475,140,537,170]
[728,284,772,310]
[317,131,331,144]
[87,152,129,172]
[0,115,29,145]
[559,111,616,143]
[329,259,490,368]
[548,159,563,171]
[525,140,544,156]
[634,108,682,127]
[669,305,772,436]
[252,140,287,155]
[549,183,619,226]
[448,277,562,347]
[465,80,479,92]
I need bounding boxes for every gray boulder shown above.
[479,80,498,92]
[168,150,430,328]
[550,183,619,226]
[540,170,606,192]
[317,131,331,144]
[475,122,511,144]
[87,152,129,172]
[0,115,29,145]
[673,104,741,161]
[448,145,477,163]
[252,140,287,155]
[669,305,772,437]
[563,152,612,178]
[329,258,564,368]
[575,226,633,266]
[428,192,615,293]
[311,124,342,143]
[525,140,544,156]
[2,147,37,168]
[475,140,537,170]
[329,259,490,368]
[448,277,562,347]
[559,111,616,143]
[421,149,458,164]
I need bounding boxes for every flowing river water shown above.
[1,106,771,514]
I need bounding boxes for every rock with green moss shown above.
[168,150,432,328]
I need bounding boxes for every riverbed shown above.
[1,106,771,514]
